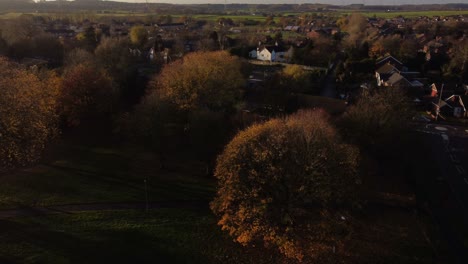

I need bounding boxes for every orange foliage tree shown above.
[60,63,117,126]
[0,57,60,169]
[150,51,245,112]
[211,110,360,262]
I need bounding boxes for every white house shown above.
[250,43,293,63]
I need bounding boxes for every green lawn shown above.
[0,208,285,264]
[0,205,445,264]
[0,139,215,209]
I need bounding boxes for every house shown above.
[376,55,403,70]
[375,55,424,95]
[155,23,185,32]
[444,95,467,118]
[306,27,339,39]
[149,47,170,63]
[431,94,468,119]
[284,25,301,32]
[251,43,294,63]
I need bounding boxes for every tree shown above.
[444,39,468,83]
[33,34,64,63]
[280,64,314,93]
[340,87,412,154]
[95,37,135,90]
[59,63,117,126]
[129,25,148,47]
[151,51,245,112]
[211,110,360,262]
[0,33,7,55]
[76,26,97,51]
[64,48,95,67]
[369,35,401,59]
[0,57,60,169]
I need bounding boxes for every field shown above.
[0,129,215,210]
[2,9,468,21]
[0,205,445,263]
[0,209,287,264]
[346,10,468,19]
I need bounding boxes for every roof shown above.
[376,63,398,74]
[260,45,290,53]
[411,80,424,87]
[384,73,412,87]
[376,55,403,68]
[432,100,448,108]
[444,95,467,111]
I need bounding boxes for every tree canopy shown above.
[0,57,60,169]
[129,25,148,47]
[340,87,412,153]
[150,51,245,112]
[60,63,117,126]
[211,109,360,261]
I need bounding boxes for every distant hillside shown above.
[0,1,467,14]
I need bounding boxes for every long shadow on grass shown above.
[0,218,207,264]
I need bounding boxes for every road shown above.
[320,53,343,98]
[416,123,468,263]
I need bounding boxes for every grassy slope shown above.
[0,209,287,264]
[0,138,214,209]
[0,207,444,264]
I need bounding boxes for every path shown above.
[320,53,344,98]
[0,200,209,219]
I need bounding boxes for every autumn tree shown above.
[151,51,245,112]
[129,25,148,48]
[64,48,95,67]
[76,26,97,51]
[369,35,402,59]
[211,110,360,262]
[339,13,368,50]
[59,63,117,126]
[281,64,313,92]
[0,57,60,169]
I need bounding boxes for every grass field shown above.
[0,208,286,264]
[345,10,468,19]
[0,206,446,264]
[0,135,215,209]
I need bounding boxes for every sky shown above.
[106,0,468,5]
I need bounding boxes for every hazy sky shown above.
[109,0,468,5]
